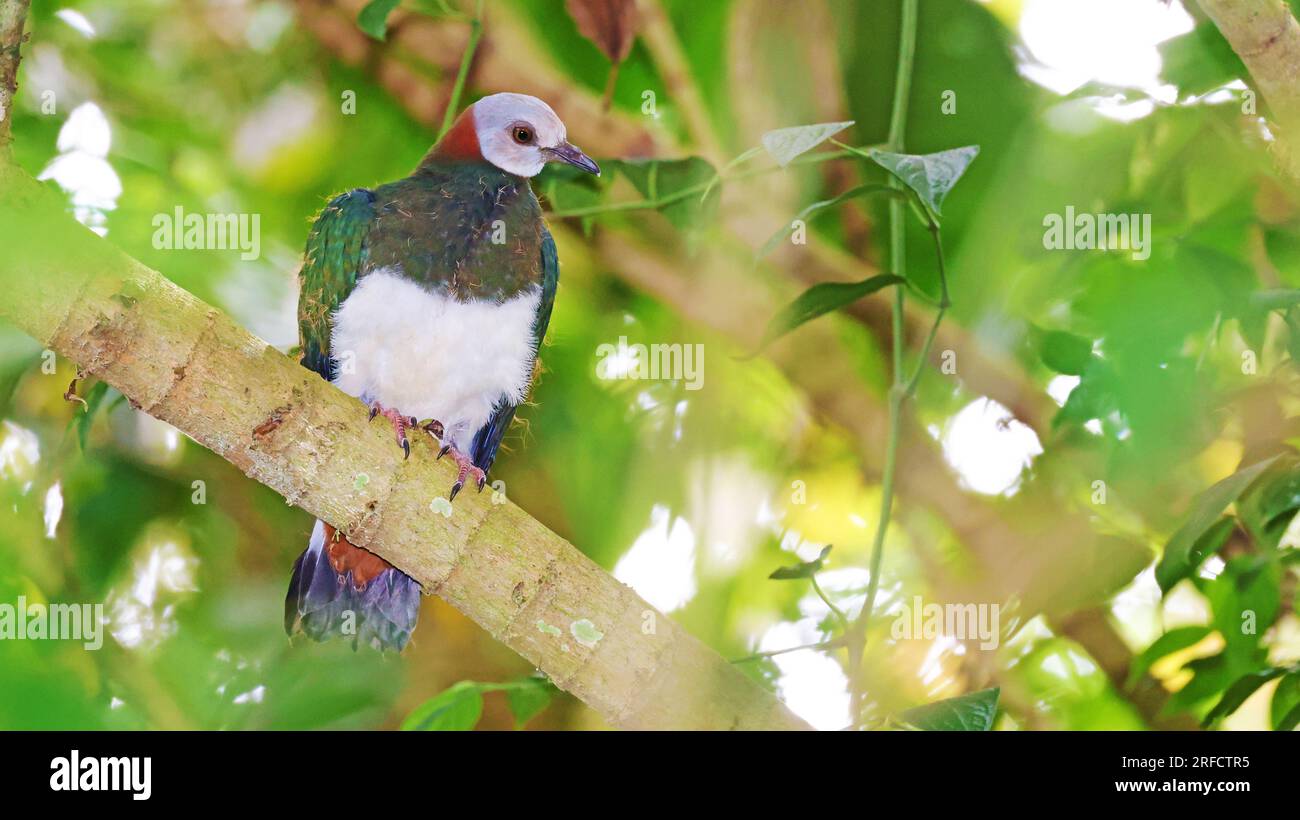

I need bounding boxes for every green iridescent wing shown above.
[298,189,376,380]
[468,226,559,474]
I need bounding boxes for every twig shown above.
[847,0,920,728]
[547,144,882,219]
[731,638,844,664]
[437,0,484,141]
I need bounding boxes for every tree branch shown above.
[1200,0,1300,180]
[0,161,808,731]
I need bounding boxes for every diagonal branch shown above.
[0,161,808,731]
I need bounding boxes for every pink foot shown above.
[436,441,486,501]
[368,402,420,459]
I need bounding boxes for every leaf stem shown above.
[847,0,920,729]
[546,144,883,219]
[731,638,844,664]
[811,577,850,629]
[437,0,484,142]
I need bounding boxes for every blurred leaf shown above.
[1251,289,1300,312]
[1034,327,1093,376]
[867,145,979,216]
[1285,308,1300,370]
[1158,23,1246,98]
[1272,673,1300,731]
[761,121,855,168]
[565,0,638,64]
[756,275,904,353]
[1237,457,1300,549]
[1155,456,1279,594]
[1126,625,1212,688]
[1165,653,1238,716]
[1201,555,1281,658]
[401,681,484,731]
[504,677,556,729]
[769,544,832,580]
[1203,667,1292,727]
[1052,358,1117,430]
[357,0,401,41]
[901,687,999,731]
[757,183,899,259]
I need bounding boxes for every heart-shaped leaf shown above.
[756,275,904,352]
[868,145,980,216]
[769,545,832,580]
[761,121,855,168]
[900,687,1000,731]
[504,677,557,729]
[1155,456,1279,594]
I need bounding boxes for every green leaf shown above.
[760,121,855,167]
[756,275,904,352]
[504,677,556,729]
[358,0,401,41]
[1034,327,1093,376]
[901,687,1000,731]
[1203,667,1291,727]
[769,545,832,580]
[1155,456,1279,594]
[1126,625,1212,688]
[1052,359,1118,430]
[1165,653,1236,715]
[1237,457,1300,549]
[757,183,900,260]
[1276,701,1300,732]
[401,681,484,731]
[1158,23,1246,97]
[1201,555,1281,658]
[1272,673,1300,731]
[867,145,979,216]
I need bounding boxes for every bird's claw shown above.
[438,442,486,501]
[368,402,417,459]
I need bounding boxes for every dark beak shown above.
[544,142,601,176]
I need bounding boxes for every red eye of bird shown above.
[512,126,534,145]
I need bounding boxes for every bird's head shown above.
[431,92,600,179]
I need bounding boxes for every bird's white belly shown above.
[330,269,540,449]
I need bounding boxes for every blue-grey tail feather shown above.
[284,521,422,652]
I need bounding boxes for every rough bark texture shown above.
[1201,0,1300,181]
[0,162,809,731]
